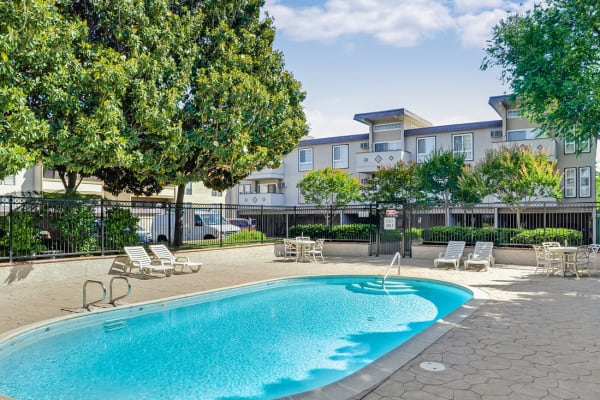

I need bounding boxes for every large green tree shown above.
[297,167,363,224]
[1,1,308,245]
[419,150,467,224]
[482,0,600,144]
[475,145,562,228]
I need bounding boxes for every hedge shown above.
[422,226,583,246]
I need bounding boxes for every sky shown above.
[262,0,535,138]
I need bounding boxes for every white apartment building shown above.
[0,165,224,205]
[229,95,596,208]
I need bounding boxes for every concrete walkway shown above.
[1,246,600,399]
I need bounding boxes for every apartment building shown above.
[230,95,596,208]
[0,164,224,205]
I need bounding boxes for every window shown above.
[452,133,473,160]
[507,128,544,141]
[564,168,576,198]
[211,190,222,197]
[332,145,349,169]
[258,183,277,193]
[565,139,591,154]
[579,167,591,197]
[416,136,435,163]
[373,122,402,132]
[185,182,193,195]
[1,175,15,185]
[507,109,520,118]
[373,141,401,152]
[238,183,252,194]
[298,148,313,171]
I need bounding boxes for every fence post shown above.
[167,202,172,245]
[100,198,105,256]
[8,196,13,263]
[219,203,223,248]
[260,205,264,244]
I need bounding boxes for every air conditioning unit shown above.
[490,130,503,138]
[278,182,287,189]
[360,142,369,149]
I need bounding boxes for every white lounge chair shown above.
[124,246,174,278]
[464,241,495,271]
[434,241,466,270]
[149,244,202,273]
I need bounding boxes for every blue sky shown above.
[263,0,535,138]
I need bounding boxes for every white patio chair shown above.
[305,239,325,263]
[149,244,202,273]
[588,244,600,276]
[283,239,298,262]
[464,242,495,271]
[434,241,466,270]
[563,246,589,278]
[124,246,174,278]
[533,244,560,276]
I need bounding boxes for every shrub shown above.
[0,213,46,257]
[226,230,267,243]
[290,224,375,240]
[422,226,583,246]
[101,207,140,249]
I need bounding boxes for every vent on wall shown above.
[490,130,503,138]
[360,142,369,149]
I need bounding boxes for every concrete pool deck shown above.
[1,245,600,399]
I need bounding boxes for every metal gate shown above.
[373,203,412,257]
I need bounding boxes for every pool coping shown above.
[0,274,487,400]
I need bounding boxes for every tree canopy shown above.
[363,161,424,205]
[474,145,562,228]
[297,167,363,223]
[0,0,308,201]
[482,0,600,144]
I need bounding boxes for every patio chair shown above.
[588,244,600,276]
[533,244,560,276]
[124,246,174,279]
[464,241,495,271]
[542,241,561,248]
[305,238,325,263]
[434,241,465,270]
[149,244,202,273]
[283,239,298,262]
[563,246,589,278]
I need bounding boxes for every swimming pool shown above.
[0,276,473,399]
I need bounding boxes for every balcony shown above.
[42,179,103,194]
[246,166,285,180]
[355,150,411,173]
[493,138,557,161]
[239,192,285,207]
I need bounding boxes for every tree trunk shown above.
[174,183,186,247]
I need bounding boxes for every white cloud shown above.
[264,0,538,49]
[265,0,455,47]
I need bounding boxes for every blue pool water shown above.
[0,276,472,400]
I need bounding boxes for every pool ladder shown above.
[382,252,401,288]
[82,277,131,311]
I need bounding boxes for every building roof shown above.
[298,133,369,147]
[405,120,502,136]
[353,108,431,126]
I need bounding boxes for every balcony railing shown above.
[238,192,285,207]
[355,150,411,173]
[246,166,285,180]
[493,138,557,161]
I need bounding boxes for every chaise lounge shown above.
[434,241,466,270]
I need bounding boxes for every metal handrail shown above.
[83,280,107,310]
[109,276,132,306]
[382,252,401,288]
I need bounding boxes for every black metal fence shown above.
[0,196,596,262]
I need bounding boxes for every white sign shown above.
[384,217,396,230]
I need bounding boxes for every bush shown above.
[422,226,583,246]
[290,224,375,241]
[101,207,140,249]
[52,206,99,254]
[0,213,46,257]
[226,230,267,243]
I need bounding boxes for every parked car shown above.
[152,212,241,242]
[131,225,152,243]
[226,218,256,231]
